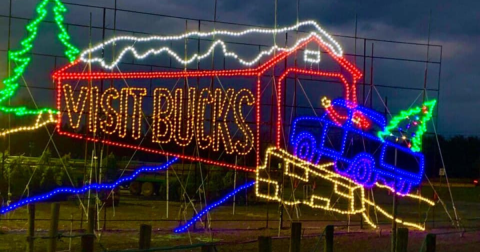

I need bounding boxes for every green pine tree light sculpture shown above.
[378,100,437,152]
[0,0,79,116]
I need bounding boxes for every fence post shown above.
[81,234,95,252]
[258,236,272,252]
[290,222,302,252]
[201,244,215,252]
[87,206,95,234]
[424,234,436,252]
[395,228,408,252]
[324,225,334,252]
[47,203,60,252]
[139,224,152,249]
[26,204,35,252]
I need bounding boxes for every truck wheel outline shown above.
[348,154,377,187]
[293,132,317,163]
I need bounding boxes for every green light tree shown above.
[1,0,79,116]
[378,100,436,152]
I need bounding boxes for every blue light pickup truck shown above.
[290,99,425,195]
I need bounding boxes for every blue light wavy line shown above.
[174,181,256,233]
[0,157,179,214]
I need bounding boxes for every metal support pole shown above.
[391,147,398,252]
[166,167,169,218]
[279,162,284,234]
[360,213,364,230]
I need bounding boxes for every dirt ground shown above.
[0,186,479,252]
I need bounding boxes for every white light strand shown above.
[304,49,321,63]
[79,20,343,69]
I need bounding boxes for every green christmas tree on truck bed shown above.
[378,100,437,152]
[1,0,79,116]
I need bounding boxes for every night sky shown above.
[0,0,478,137]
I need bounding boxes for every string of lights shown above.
[174,181,256,233]
[378,100,437,152]
[0,157,178,215]
[0,0,445,236]
[290,98,425,195]
[79,20,344,69]
[0,0,79,116]
[255,147,433,230]
[304,49,322,64]
[0,111,56,136]
[61,84,256,155]
[322,97,371,129]
[256,147,367,215]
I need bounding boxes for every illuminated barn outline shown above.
[54,35,362,171]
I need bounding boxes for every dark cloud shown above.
[0,0,478,136]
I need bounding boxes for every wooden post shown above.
[47,203,60,252]
[26,204,35,252]
[324,225,334,252]
[258,236,272,252]
[139,224,152,249]
[201,244,215,252]
[81,234,95,252]
[395,228,408,252]
[87,206,95,234]
[424,234,436,252]
[290,222,302,252]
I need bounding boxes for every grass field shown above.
[0,185,479,251]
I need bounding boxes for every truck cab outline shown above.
[290,98,425,195]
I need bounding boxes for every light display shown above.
[60,84,256,155]
[378,100,437,152]
[255,147,434,230]
[79,20,344,69]
[0,0,79,116]
[256,147,365,214]
[303,49,321,64]
[0,0,437,234]
[322,97,371,129]
[55,32,362,171]
[0,111,56,137]
[275,68,360,148]
[0,158,178,215]
[233,89,256,155]
[100,87,120,134]
[63,85,91,130]
[290,98,424,195]
[174,181,255,233]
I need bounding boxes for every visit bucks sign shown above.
[61,84,255,155]
[53,21,360,171]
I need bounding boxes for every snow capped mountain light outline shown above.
[79,20,343,70]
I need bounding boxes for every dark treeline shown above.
[423,135,480,179]
[0,122,479,179]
